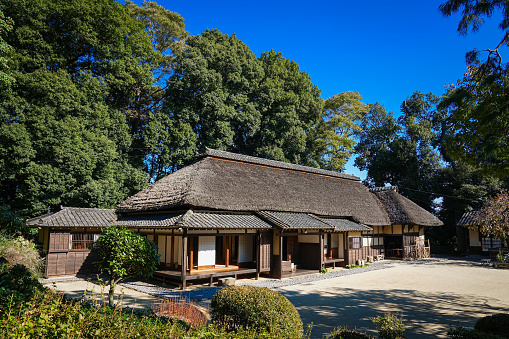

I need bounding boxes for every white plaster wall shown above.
[331,234,339,248]
[298,235,319,243]
[363,237,373,247]
[174,236,182,265]
[165,236,172,263]
[337,234,344,258]
[469,228,481,246]
[157,235,166,262]
[239,235,254,263]
[198,236,215,267]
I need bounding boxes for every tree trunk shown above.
[108,281,116,307]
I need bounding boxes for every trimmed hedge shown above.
[211,286,303,338]
[474,314,509,338]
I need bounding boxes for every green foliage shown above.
[435,163,502,248]
[0,205,35,238]
[312,92,368,172]
[0,288,296,338]
[326,327,375,339]
[474,313,509,338]
[152,30,325,178]
[439,68,509,177]
[211,286,303,338]
[0,8,14,91]
[371,313,405,339]
[355,92,444,212]
[0,0,154,215]
[94,226,159,306]
[439,0,509,177]
[346,264,370,269]
[0,232,43,276]
[0,263,44,299]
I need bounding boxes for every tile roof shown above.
[181,211,273,229]
[258,211,334,230]
[457,210,479,226]
[319,218,372,232]
[26,207,115,227]
[115,213,183,228]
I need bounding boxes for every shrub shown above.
[0,288,281,338]
[371,312,405,339]
[0,263,44,296]
[474,314,509,338]
[326,327,375,338]
[0,233,43,277]
[211,286,303,338]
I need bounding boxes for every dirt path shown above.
[45,280,161,311]
[276,258,509,338]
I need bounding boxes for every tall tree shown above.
[253,50,322,165]
[150,30,323,178]
[0,0,160,215]
[0,8,14,91]
[149,29,264,177]
[440,0,509,177]
[312,92,368,171]
[125,0,188,160]
[354,92,444,210]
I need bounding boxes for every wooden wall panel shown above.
[260,233,271,271]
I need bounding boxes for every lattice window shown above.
[481,236,502,250]
[70,233,99,250]
[349,236,362,249]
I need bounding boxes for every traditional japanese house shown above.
[27,207,115,277]
[29,148,442,287]
[457,211,505,256]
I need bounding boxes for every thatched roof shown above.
[370,187,443,227]
[117,149,391,226]
[457,210,479,226]
[26,207,115,227]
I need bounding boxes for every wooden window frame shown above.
[348,236,362,250]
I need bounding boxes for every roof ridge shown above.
[369,186,398,192]
[198,148,360,181]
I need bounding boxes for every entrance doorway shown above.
[215,236,238,267]
[385,235,403,258]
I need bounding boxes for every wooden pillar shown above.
[170,229,174,267]
[327,233,332,259]
[256,231,261,279]
[181,229,187,290]
[278,233,283,278]
[225,236,230,268]
[345,232,349,265]
[189,236,194,273]
[319,231,324,270]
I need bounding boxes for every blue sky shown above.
[141,0,505,178]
